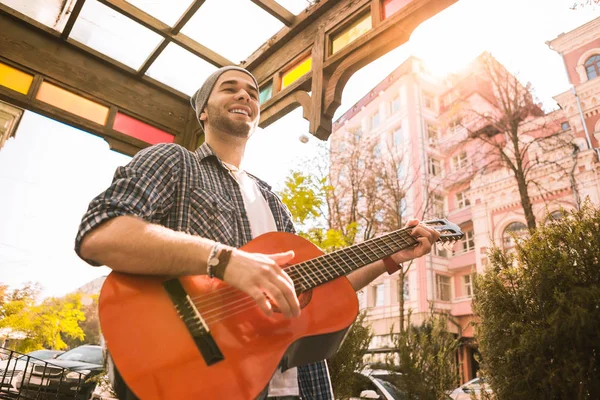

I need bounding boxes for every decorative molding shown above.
[548,17,600,54]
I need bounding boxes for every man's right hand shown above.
[222,249,301,319]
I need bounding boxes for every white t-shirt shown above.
[223,162,299,397]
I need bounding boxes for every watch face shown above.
[208,258,219,266]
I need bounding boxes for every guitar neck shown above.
[288,228,419,293]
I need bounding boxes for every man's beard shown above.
[206,103,254,138]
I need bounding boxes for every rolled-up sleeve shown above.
[74,143,182,265]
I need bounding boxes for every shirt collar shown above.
[195,142,272,191]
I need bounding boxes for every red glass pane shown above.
[383,0,412,18]
[113,112,174,144]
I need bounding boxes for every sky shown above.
[0,0,598,300]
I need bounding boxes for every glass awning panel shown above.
[180,0,284,63]
[69,0,163,70]
[124,0,195,27]
[145,43,218,96]
[0,0,76,32]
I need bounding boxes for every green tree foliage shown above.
[473,203,600,400]
[388,310,461,400]
[0,285,85,353]
[280,168,357,252]
[280,171,326,225]
[63,294,100,348]
[327,312,372,399]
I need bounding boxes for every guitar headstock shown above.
[424,218,464,250]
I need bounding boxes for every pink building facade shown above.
[330,17,600,384]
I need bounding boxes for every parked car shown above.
[349,368,408,400]
[0,349,64,393]
[20,344,104,400]
[448,377,493,400]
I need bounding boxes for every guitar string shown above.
[187,229,420,316]
[189,228,419,305]
[188,231,424,324]
[194,235,457,326]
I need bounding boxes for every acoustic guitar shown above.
[99,219,463,400]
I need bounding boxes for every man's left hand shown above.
[388,219,440,264]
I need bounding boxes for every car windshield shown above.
[56,347,102,364]
[20,350,58,360]
[374,377,406,400]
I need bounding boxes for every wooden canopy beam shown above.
[0,13,190,155]
[250,0,296,26]
[0,0,457,157]
[252,0,458,140]
[96,0,232,68]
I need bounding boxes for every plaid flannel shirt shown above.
[75,142,334,400]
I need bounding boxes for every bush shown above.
[328,312,372,399]
[473,203,600,399]
[389,310,461,400]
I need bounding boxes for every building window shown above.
[456,191,471,208]
[422,91,434,109]
[427,124,440,147]
[374,283,385,307]
[431,194,445,218]
[448,117,462,134]
[455,229,474,254]
[371,112,381,129]
[502,221,528,251]
[451,151,469,170]
[436,274,452,301]
[463,273,475,297]
[585,54,600,80]
[433,244,448,258]
[393,126,403,147]
[391,95,401,113]
[561,121,569,131]
[428,157,443,177]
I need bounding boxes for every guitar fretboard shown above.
[287,228,419,293]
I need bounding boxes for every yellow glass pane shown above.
[36,82,109,125]
[331,14,372,54]
[0,62,34,95]
[282,57,312,89]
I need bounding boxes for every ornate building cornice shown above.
[547,17,600,54]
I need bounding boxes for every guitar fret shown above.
[282,220,460,292]
[310,259,329,283]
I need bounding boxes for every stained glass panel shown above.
[36,82,109,125]
[383,0,413,19]
[281,57,312,89]
[113,113,174,144]
[331,13,372,54]
[0,62,33,95]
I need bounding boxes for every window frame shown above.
[436,274,452,301]
[585,54,600,80]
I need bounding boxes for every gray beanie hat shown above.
[190,66,259,132]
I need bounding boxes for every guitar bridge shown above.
[163,279,224,366]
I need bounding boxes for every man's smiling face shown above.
[200,70,260,138]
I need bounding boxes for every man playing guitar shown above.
[75,66,440,399]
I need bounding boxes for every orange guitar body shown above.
[99,232,359,400]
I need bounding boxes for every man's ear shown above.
[199,109,208,122]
